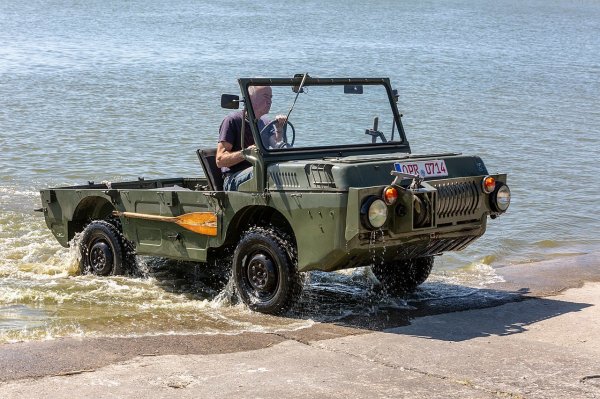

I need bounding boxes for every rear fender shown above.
[69,196,115,241]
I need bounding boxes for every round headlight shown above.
[492,184,511,212]
[361,197,388,229]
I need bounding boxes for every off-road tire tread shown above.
[80,220,128,275]
[102,216,138,274]
[233,226,302,314]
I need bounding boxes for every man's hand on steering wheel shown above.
[260,116,296,148]
[274,114,287,142]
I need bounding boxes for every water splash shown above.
[0,186,562,344]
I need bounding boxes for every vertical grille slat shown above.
[440,183,450,218]
[467,182,479,214]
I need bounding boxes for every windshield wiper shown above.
[285,72,309,123]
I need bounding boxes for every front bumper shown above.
[307,216,486,272]
[298,174,507,272]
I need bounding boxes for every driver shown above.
[216,85,286,191]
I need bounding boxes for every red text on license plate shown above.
[394,160,449,177]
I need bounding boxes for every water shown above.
[1,0,600,343]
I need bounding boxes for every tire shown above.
[233,226,302,314]
[79,220,126,276]
[103,215,137,273]
[372,256,434,296]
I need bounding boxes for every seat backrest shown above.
[196,148,223,191]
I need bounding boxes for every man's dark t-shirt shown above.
[218,111,255,174]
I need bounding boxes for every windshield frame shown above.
[238,77,410,160]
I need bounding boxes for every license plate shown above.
[394,160,448,178]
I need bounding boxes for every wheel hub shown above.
[247,253,277,293]
[89,241,113,273]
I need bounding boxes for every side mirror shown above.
[221,94,240,109]
[344,85,363,94]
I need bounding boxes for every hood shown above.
[266,152,490,191]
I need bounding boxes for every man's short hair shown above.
[248,85,267,97]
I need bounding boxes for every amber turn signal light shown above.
[383,186,398,205]
[482,176,496,194]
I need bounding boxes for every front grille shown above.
[433,180,480,219]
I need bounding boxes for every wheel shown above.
[233,226,302,314]
[259,119,296,147]
[79,220,126,276]
[371,256,434,296]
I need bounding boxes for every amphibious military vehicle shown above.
[39,75,510,314]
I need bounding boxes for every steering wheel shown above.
[260,119,296,148]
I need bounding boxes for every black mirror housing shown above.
[221,94,240,109]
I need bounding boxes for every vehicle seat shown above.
[196,148,224,191]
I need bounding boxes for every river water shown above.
[1,0,599,343]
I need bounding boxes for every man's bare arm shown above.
[216,141,255,168]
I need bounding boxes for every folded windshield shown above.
[247,83,402,151]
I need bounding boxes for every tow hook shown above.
[390,170,423,190]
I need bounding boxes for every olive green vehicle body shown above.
[40,76,508,274]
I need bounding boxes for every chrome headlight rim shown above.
[360,196,388,230]
[491,183,511,213]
